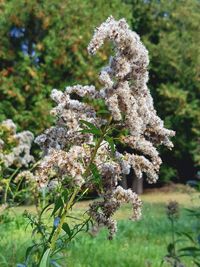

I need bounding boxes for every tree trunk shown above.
[132,174,143,194]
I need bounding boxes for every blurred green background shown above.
[1,192,199,267]
[0,0,199,184]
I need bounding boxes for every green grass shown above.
[67,203,194,267]
[0,194,198,267]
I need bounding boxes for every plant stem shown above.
[171,218,176,257]
[4,167,20,204]
[49,188,79,251]
[47,116,112,253]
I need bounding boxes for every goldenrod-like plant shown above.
[22,16,175,266]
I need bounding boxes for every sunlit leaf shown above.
[39,248,51,267]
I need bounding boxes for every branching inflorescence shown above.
[0,119,34,168]
[35,16,175,239]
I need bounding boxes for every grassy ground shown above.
[0,191,199,267]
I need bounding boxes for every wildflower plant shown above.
[162,201,183,267]
[176,182,200,266]
[178,208,200,266]
[22,16,175,266]
[163,196,200,267]
[0,119,34,205]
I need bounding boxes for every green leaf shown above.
[167,243,174,254]
[25,244,37,261]
[105,136,115,154]
[51,197,64,217]
[194,260,200,267]
[177,231,195,243]
[40,203,53,218]
[79,128,101,136]
[79,120,102,136]
[90,163,101,184]
[179,247,200,252]
[61,190,69,202]
[62,223,71,237]
[96,110,110,115]
[79,120,98,130]
[85,219,92,232]
[179,246,200,258]
[39,248,51,267]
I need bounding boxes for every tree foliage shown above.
[0,0,131,133]
[0,0,199,182]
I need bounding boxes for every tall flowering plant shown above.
[0,119,34,208]
[22,16,175,266]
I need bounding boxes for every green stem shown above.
[83,116,112,179]
[46,117,112,253]
[49,188,79,251]
[4,167,20,204]
[41,116,113,260]
[4,181,9,204]
[171,218,176,258]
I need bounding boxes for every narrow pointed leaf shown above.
[39,248,51,267]
[62,223,71,237]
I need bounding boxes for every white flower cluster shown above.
[88,16,175,184]
[88,162,142,239]
[14,170,35,183]
[0,119,34,167]
[34,16,174,239]
[113,186,142,220]
[38,146,86,188]
[35,85,101,155]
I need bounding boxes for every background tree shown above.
[0,0,131,133]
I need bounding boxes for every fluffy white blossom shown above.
[0,120,34,167]
[88,16,175,184]
[34,16,175,239]
[14,170,36,184]
[113,186,142,220]
[38,147,86,188]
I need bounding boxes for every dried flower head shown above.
[166,201,179,220]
